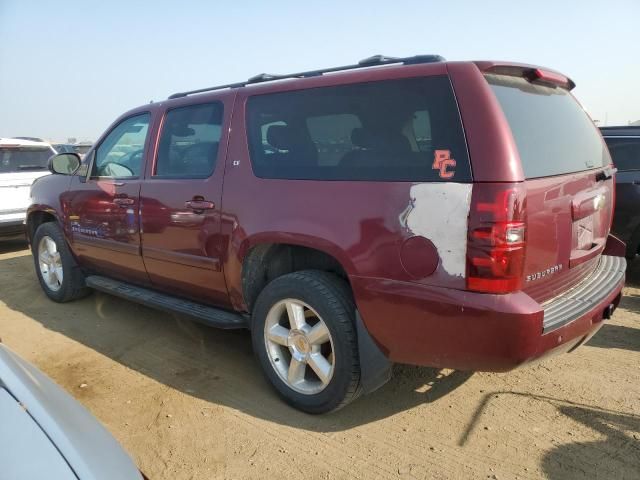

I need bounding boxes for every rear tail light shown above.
[467,183,527,294]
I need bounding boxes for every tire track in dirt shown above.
[0,244,639,479]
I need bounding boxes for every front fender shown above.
[26,174,73,244]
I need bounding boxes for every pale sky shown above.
[1,0,638,142]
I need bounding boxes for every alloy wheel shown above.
[264,299,335,395]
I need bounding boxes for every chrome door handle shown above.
[113,197,135,207]
[185,200,215,211]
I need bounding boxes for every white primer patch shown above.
[399,183,472,277]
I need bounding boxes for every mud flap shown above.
[603,233,627,258]
[356,311,393,395]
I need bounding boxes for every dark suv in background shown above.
[28,55,626,413]
[601,126,640,259]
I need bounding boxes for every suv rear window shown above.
[486,74,608,179]
[246,76,471,182]
[0,147,52,173]
[603,137,640,171]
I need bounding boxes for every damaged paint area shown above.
[399,183,472,277]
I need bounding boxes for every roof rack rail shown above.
[168,54,445,99]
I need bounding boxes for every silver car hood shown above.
[0,344,142,480]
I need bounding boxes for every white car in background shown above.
[0,342,144,479]
[0,138,55,240]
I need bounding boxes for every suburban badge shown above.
[526,264,563,282]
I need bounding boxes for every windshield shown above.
[486,74,608,178]
[53,144,76,153]
[0,147,52,173]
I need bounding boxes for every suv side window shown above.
[306,114,362,166]
[604,137,640,171]
[155,102,224,178]
[93,113,150,178]
[246,76,471,182]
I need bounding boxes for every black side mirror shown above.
[48,153,81,175]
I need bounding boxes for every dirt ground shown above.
[0,240,638,480]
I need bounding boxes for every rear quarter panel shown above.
[221,64,479,311]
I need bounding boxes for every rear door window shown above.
[486,74,608,179]
[155,102,224,178]
[603,137,640,171]
[246,76,471,182]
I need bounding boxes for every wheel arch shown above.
[26,208,60,245]
[239,236,354,313]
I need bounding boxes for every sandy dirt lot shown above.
[0,240,638,479]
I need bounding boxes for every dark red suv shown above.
[28,55,625,413]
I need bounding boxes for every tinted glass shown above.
[53,144,75,154]
[246,76,471,181]
[0,147,52,173]
[94,114,150,178]
[487,74,607,179]
[155,103,223,177]
[603,137,640,171]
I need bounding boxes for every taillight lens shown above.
[467,183,527,294]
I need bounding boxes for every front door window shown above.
[93,113,151,178]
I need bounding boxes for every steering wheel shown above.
[118,149,144,171]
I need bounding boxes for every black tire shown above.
[252,270,361,414]
[32,222,90,302]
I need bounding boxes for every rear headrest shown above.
[351,128,373,148]
[351,128,411,153]
[266,124,292,151]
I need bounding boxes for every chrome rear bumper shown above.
[542,255,626,333]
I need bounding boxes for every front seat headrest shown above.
[351,127,373,149]
[266,124,292,151]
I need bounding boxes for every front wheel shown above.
[32,222,90,302]
[252,271,361,414]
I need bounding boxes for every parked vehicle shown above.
[600,126,640,259]
[52,143,78,154]
[0,138,54,240]
[12,136,46,142]
[73,142,93,159]
[27,55,626,413]
[0,342,143,479]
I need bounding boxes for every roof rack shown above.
[168,54,445,99]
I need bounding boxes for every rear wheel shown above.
[32,222,90,302]
[252,271,361,413]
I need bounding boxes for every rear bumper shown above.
[351,255,625,372]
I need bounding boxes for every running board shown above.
[85,275,248,329]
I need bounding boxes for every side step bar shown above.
[85,275,249,330]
